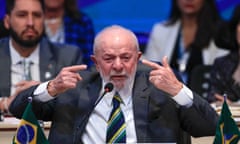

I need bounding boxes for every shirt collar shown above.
[9,38,40,65]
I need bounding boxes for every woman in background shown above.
[144,0,228,84]
[44,0,95,67]
[208,5,240,103]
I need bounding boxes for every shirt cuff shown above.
[33,81,55,102]
[172,85,193,107]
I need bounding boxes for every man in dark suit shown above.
[0,0,82,112]
[10,25,219,144]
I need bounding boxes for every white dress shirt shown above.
[81,79,137,144]
[9,39,40,95]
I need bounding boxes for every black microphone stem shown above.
[73,83,114,144]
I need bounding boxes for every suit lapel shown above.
[87,76,102,106]
[39,38,57,82]
[73,75,102,144]
[132,71,152,142]
[0,39,11,96]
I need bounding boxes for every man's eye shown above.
[17,14,26,17]
[33,13,43,18]
[104,58,113,62]
[122,57,130,61]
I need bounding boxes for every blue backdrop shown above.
[80,0,239,33]
[0,0,239,33]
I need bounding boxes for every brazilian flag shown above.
[214,99,240,144]
[12,103,49,144]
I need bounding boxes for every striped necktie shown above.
[106,92,126,143]
[22,59,32,80]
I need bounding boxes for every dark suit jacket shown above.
[9,64,219,144]
[0,37,82,97]
[208,52,240,102]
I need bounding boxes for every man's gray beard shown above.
[99,68,136,92]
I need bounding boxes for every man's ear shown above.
[137,51,142,60]
[3,15,10,30]
[90,55,97,64]
[90,55,99,70]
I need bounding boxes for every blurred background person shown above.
[0,0,82,114]
[0,0,95,67]
[144,0,229,85]
[208,5,240,103]
[44,0,95,67]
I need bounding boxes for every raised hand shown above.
[47,65,87,96]
[141,56,183,96]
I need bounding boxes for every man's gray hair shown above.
[93,25,139,54]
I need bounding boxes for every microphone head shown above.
[104,82,114,92]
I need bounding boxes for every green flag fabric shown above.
[214,100,240,144]
[12,102,49,144]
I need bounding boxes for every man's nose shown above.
[26,15,34,26]
[112,58,123,71]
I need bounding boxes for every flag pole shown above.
[28,96,44,130]
[28,96,33,103]
[223,93,227,144]
[223,93,227,103]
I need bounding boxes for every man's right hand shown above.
[0,80,40,112]
[47,65,87,96]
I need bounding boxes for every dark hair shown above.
[64,0,82,20]
[5,0,45,14]
[229,5,240,50]
[214,5,240,51]
[166,0,222,50]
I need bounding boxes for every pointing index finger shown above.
[141,59,161,70]
[65,65,88,72]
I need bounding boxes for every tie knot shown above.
[22,59,33,65]
[112,92,123,107]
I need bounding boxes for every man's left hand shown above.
[141,56,183,96]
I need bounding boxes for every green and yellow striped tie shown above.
[106,92,126,143]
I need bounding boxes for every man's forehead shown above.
[100,32,133,45]
[99,43,136,55]
[13,0,42,10]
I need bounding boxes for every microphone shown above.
[94,82,114,106]
[73,82,114,144]
[104,82,114,92]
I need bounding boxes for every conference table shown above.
[0,117,217,144]
[1,105,240,144]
